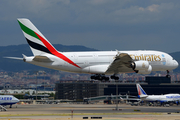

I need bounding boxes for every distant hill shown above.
[0,44,98,71]
[0,44,180,72]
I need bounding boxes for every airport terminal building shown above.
[55,76,180,101]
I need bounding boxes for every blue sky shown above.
[1,0,180,53]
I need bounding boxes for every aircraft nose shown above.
[174,60,179,68]
[15,98,20,103]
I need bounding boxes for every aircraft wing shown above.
[105,53,134,74]
[33,56,53,62]
[122,98,141,101]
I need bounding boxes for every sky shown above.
[1,0,180,53]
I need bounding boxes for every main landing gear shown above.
[90,74,109,81]
[166,70,171,78]
[110,75,119,80]
[90,74,119,81]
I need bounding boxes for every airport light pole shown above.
[43,71,46,99]
[115,80,118,110]
[35,71,39,101]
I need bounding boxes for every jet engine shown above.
[131,61,152,74]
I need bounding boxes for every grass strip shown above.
[0,112,162,117]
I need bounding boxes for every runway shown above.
[1,103,180,120]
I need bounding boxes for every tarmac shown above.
[1,103,180,120]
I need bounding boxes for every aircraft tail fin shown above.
[136,84,148,98]
[17,18,58,56]
[17,18,81,68]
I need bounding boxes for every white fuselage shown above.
[143,94,180,102]
[16,18,178,76]
[25,50,178,75]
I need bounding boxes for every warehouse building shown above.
[55,77,180,101]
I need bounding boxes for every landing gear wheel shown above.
[90,74,109,81]
[110,75,119,80]
[166,75,170,78]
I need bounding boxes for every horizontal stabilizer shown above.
[4,57,23,60]
[139,94,148,98]
[33,56,53,62]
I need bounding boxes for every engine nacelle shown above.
[131,61,152,74]
[136,65,152,74]
[131,61,149,70]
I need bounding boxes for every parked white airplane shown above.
[0,95,19,111]
[136,83,180,104]
[6,18,178,80]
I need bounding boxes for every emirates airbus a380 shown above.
[6,18,178,80]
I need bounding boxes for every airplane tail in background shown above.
[136,84,148,98]
[17,18,58,56]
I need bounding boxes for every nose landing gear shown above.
[166,70,171,78]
